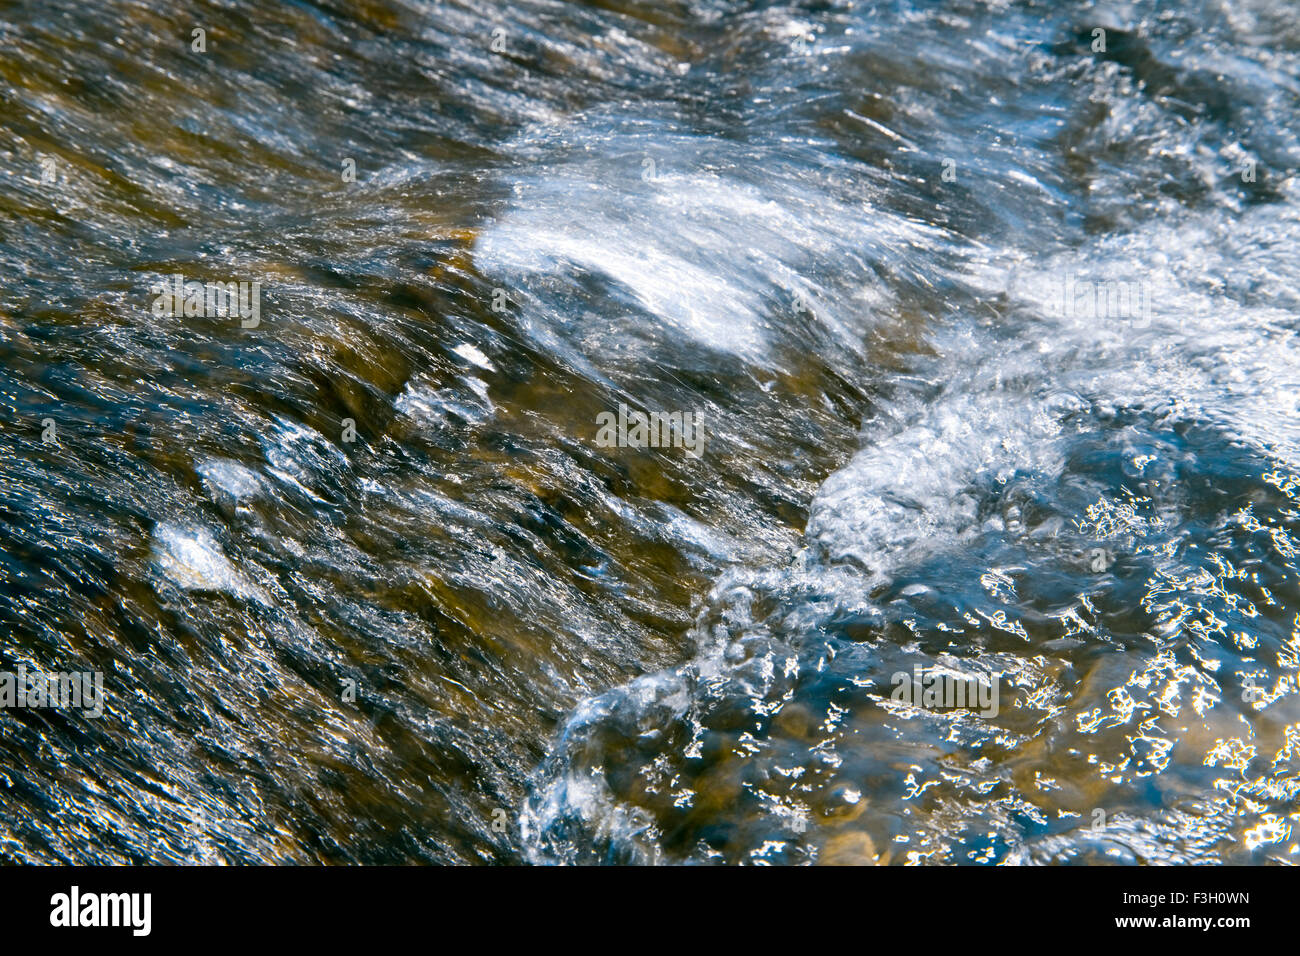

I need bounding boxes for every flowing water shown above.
[1,0,1299,864]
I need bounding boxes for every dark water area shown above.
[1,0,1298,864]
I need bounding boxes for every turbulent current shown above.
[2,0,1299,864]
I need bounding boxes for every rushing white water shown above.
[516,1,1300,864]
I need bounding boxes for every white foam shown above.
[810,180,1300,574]
[195,458,263,502]
[152,522,268,604]
[475,119,938,365]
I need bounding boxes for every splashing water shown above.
[1,0,1298,864]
